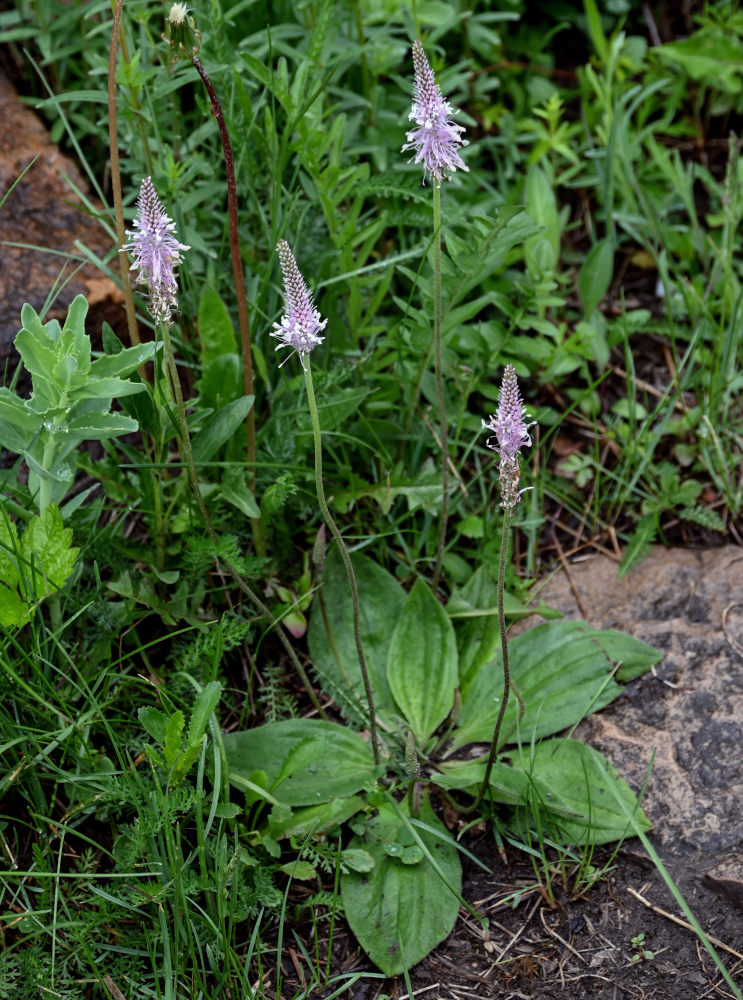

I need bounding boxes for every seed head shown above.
[167,2,188,25]
[165,2,200,60]
[401,40,469,185]
[271,240,327,368]
[124,177,189,327]
[482,365,534,509]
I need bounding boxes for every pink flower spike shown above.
[271,240,327,368]
[482,364,534,509]
[401,39,469,185]
[124,177,189,326]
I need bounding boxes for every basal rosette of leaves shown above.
[223,548,660,977]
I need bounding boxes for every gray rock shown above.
[533,546,743,856]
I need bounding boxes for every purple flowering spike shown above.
[483,364,534,509]
[401,39,469,185]
[271,240,327,368]
[124,177,189,326]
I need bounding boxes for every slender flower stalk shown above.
[274,240,380,764]
[402,41,468,589]
[162,4,258,508]
[124,186,326,717]
[474,365,533,809]
[432,181,448,589]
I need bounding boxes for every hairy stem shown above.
[303,359,380,765]
[432,181,449,590]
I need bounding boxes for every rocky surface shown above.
[0,71,124,359]
[535,546,743,860]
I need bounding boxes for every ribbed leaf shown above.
[387,578,457,745]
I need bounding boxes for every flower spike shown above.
[401,39,469,185]
[124,177,189,326]
[483,364,534,509]
[271,240,327,367]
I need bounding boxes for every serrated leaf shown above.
[618,515,656,578]
[138,706,169,744]
[65,412,140,440]
[89,340,157,379]
[0,389,39,452]
[70,375,148,401]
[164,711,185,767]
[0,512,21,592]
[20,303,52,343]
[14,327,58,383]
[387,578,457,745]
[679,505,726,531]
[0,582,31,626]
[58,294,90,368]
[21,505,79,596]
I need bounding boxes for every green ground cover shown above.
[0,0,742,996]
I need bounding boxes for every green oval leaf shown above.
[307,548,405,726]
[387,578,457,745]
[509,738,652,845]
[579,238,614,318]
[223,719,376,806]
[342,796,461,976]
[451,620,662,752]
